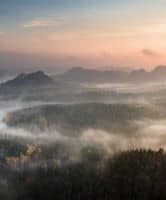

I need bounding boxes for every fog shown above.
[0,81,166,167]
[0,86,166,161]
[85,82,166,94]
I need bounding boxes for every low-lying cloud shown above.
[0,94,166,163]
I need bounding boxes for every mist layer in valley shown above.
[1,69,166,199]
[0,79,166,165]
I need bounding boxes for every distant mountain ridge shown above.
[55,65,166,83]
[0,71,56,97]
[1,71,54,89]
[1,65,166,92]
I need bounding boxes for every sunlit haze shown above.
[0,0,166,71]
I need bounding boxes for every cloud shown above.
[23,18,58,28]
[141,49,160,57]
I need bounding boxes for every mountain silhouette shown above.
[0,71,54,89]
[55,66,166,83]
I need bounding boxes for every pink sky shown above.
[1,0,166,70]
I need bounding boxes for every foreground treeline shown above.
[1,148,166,200]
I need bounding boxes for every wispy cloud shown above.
[23,18,58,28]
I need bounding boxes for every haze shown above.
[1,0,166,73]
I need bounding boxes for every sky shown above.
[0,0,166,72]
